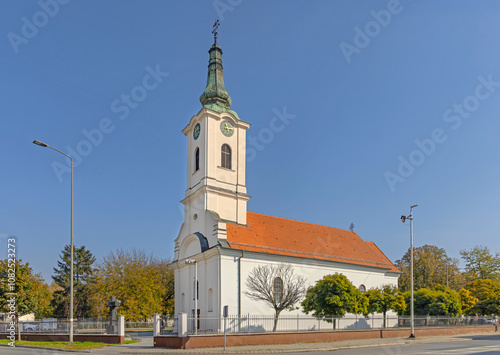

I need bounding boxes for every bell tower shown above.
[176,22,251,257]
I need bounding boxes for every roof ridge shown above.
[247,211,355,234]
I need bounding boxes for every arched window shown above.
[181,292,185,312]
[208,288,214,312]
[195,147,200,172]
[359,285,366,293]
[221,144,231,169]
[273,276,284,302]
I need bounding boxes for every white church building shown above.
[171,30,400,331]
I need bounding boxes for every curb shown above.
[0,343,93,352]
[87,337,470,354]
[0,334,481,354]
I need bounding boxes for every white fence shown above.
[2,315,496,336]
[177,314,499,335]
[0,318,111,334]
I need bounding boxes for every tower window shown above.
[273,276,284,302]
[195,147,200,172]
[221,144,231,169]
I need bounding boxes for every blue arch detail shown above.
[194,232,209,252]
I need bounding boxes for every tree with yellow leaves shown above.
[0,258,52,319]
[89,248,173,320]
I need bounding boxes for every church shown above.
[171,27,400,331]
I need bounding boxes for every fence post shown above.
[153,314,160,336]
[178,313,187,337]
[297,314,299,332]
[118,315,125,337]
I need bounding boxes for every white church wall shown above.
[173,248,219,316]
[219,253,241,316]
[214,248,399,332]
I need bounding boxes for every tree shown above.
[460,246,500,282]
[51,245,96,318]
[401,285,462,316]
[464,279,500,315]
[396,245,463,291]
[0,258,53,338]
[302,273,368,329]
[458,288,478,316]
[244,263,305,331]
[155,258,175,316]
[366,285,406,328]
[89,248,172,320]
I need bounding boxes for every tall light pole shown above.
[401,204,418,339]
[185,259,197,335]
[33,140,74,344]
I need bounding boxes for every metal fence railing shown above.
[3,314,495,336]
[169,314,499,335]
[0,318,111,335]
[125,321,153,329]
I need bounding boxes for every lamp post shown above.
[185,259,197,335]
[33,140,74,344]
[401,204,418,339]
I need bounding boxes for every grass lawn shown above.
[0,339,140,350]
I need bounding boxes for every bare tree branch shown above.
[244,263,306,331]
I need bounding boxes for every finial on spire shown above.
[212,19,220,43]
[200,20,240,119]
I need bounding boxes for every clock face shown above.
[193,123,200,140]
[220,120,234,137]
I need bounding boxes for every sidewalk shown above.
[93,333,480,354]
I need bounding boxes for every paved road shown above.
[2,334,500,354]
[311,334,500,355]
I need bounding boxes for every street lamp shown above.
[33,140,74,344]
[401,204,418,339]
[185,259,197,335]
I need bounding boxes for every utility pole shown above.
[401,204,418,339]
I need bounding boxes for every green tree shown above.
[464,279,500,315]
[460,246,500,282]
[401,285,461,316]
[366,285,406,328]
[0,258,53,339]
[89,248,172,320]
[156,259,175,316]
[244,263,306,331]
[302,273,368,329]
[396,245,463,291]
[51,244,96,318]
[458,288,478,316]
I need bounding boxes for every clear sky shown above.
[2,0,500,282]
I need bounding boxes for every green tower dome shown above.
[199,25,240,120]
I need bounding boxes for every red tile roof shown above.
[226,212,400,273]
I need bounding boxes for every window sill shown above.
[217,166,234,172]
[192,169,200,176]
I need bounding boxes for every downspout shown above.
[236,250,244,331]
[218,247,221,332]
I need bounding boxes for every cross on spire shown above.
[212,20,220,43]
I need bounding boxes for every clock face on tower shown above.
[220,120,234,137]
[193,123,200,140]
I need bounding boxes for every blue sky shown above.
[2,0,500,282]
